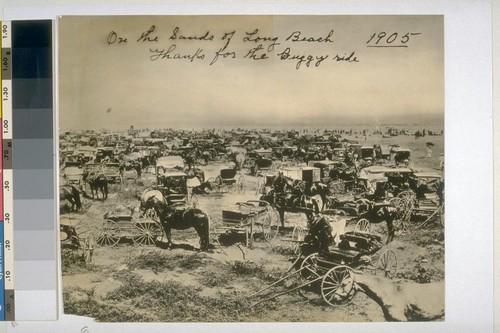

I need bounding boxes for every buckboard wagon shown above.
[96,206,164,247]
[249,230,398,307]
[216,200,280,247]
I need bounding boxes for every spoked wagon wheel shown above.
[376,250,398,278]
[291,226,308,254]
[300,253,323,283]
[132,221,163,246]
[236,175,246,194]
[96,220,120,247]
[354,218,371,234]
[262,207,280,241]
[398,190,416,202]
[214,176,224,194]
[389,197,406,221]
[82,233,95,265]
[321,265,356,306]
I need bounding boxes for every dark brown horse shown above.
[83,171,108,200]
[141,190,210,251]
[60,185,82,211]
[260,188,320,228]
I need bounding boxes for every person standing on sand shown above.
[426,142,433,158]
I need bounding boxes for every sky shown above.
[59,15,443,131]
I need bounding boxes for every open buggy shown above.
[250,228,398,307]
[209,168,245,194]
[216,200,280,247]
[406,171,444,226]
[250,156,274,176]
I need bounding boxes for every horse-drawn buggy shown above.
[102,162,122,183]
[249,221,398,307]
[398,171,444,226]
[208,168,245,194]
[393,148,411,166]
[216,200,280,247]
[62,162,84,187]
[96,205,164,247]
[360,145,376,166]
[250,156,274,176]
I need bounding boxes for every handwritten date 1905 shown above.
[366,32,421,47]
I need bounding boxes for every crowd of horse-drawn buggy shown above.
[59,129,443,284]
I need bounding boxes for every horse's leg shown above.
[279,209,285,228]
[165,225,172,249]
[386,217,395,244]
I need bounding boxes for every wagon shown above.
[210,168,245,194]
[63,165,84,187]
[250,230,398,307]
[393,148,411,166]
[217,200,280,247]
[408,171,444,226]
[250,157,274,176]
[96,206,164,247]
[102,162,122,183]
[60,218,95,265]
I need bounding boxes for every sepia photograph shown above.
[58,15,444,322]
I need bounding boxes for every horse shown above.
[355,198,397,244]
[260,187,321,228]
[142,190,210,251]
[60,184,82,212]
[83,171,108,200]
[234,152,246,170]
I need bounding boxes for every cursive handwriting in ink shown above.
[210,31,236,66]
[243,29,280,52]
[277,47,329,69]
[243,44,269,61]
[332,51,359,62]
[285,30,334,43]
[169,27,214,41]
[149,45,205,62]
[137,25,159,43]
[107,31,127,45]
[366,32,421,47]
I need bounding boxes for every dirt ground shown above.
[60,131,444,322]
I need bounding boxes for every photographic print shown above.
[58,15,444,322]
